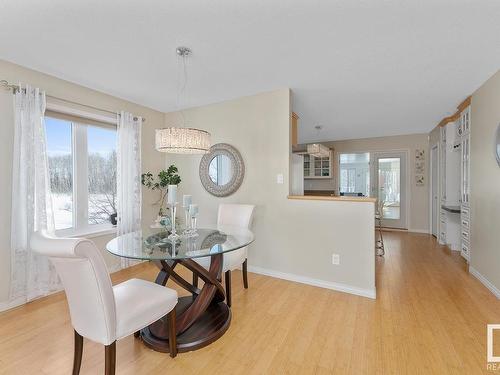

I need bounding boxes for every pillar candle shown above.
[167,185,177,205]
[183,194,192,208]
[189,203,199,216]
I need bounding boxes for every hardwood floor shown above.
[1,232,500,374]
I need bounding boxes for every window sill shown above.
[56,225,117,239]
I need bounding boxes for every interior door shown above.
[373,151,407,229]
[431,146,438,237]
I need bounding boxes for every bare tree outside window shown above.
[45,117,117,231]
[46,117,73,230]
[88,150,117,224]
[87,125,117,225]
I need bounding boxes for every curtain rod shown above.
[1,79,146,122]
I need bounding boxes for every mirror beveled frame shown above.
[199,143,245,197]
[496,123,500,167]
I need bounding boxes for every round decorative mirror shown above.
[496,123,500,167]
[200,143,244,197]
[209,154,233,186]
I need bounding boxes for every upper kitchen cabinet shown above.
[303,149,333,179]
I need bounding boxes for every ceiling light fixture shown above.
[155,47,211,154]
[307,143,330,158]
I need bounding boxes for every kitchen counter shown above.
[304,190,336,197]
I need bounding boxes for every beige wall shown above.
[164,90,376,297]
[470,70,500,292]
[301,134,430,232]
[0,60,164,305]
[0,63,376,304]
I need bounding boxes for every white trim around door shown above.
[372,150,409,229]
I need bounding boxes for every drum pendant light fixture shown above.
[155,47,211,154]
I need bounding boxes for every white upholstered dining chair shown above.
[194,204,255,306]
[30,231,178,375]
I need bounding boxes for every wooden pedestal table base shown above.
[139,254,231,353]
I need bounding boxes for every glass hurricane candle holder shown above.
[182,206,192,236]
[190,215,199,237]
[188,203,199,237]
[167,203,180,241]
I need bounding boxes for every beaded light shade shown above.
[307,143,330,158]
[155,127,211,154]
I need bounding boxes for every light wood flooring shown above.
[1,232,500,374]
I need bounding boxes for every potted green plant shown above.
[141,165,181,221]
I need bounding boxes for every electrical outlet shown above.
[276,174,284,184]
[332,253,340,265]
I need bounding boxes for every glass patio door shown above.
[373,152,407,229]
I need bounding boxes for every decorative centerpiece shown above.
[167,184,180,241]
[141,165,181,226]
[182,194,192,236]
[159,216,171,230]
[189,203,199,237]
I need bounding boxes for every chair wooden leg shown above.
[242,258,249,289]
[192,273,198,289]
[225,270,232,307]
[167,309,177,358]
[72,330,83,375]
[105,341,116,375]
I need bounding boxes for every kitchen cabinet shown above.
[434,97,471,261]
[459,105,471,261]
[303,151,333,179]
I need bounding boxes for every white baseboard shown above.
[0,296,27,313]
[408,228,430,234]
[380,227,429,234]
[248,265,376,299]
[469,266,500,299]
[0,289,64,313]
[0,262,135,313]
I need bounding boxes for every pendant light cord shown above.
[175,52,189,126]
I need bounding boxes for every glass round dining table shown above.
[106,225,254,353]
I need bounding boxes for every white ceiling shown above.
[1,0,499,142]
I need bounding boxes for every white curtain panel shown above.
[10,85,60,302]
[117,111,142,268]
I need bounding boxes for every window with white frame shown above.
[340,168,356,193]
[45,112,117,235]
[339,152,370,196]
